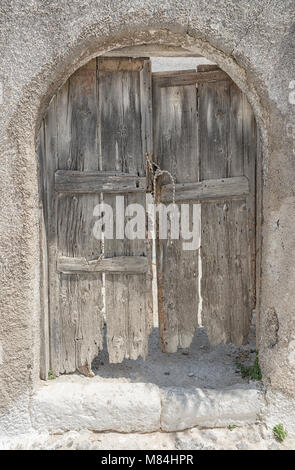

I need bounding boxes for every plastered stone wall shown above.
[0,0,294,434]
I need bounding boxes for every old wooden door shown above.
[40,59,257,379]
[153,65,256,352]
[40,58,153,378]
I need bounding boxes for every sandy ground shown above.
[91,326,258,390]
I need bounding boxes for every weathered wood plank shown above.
[229,86,255,344]
[38,121,50,380]
[54,59,104,376]
[57,191,104,373]
[58,272,103,376]
[199,79,230,180]
[161,176,249,203]
[97,57,153,363]
[57,255,148,274]
[153,80,199,353]
[57,59,98,171]
[140,59,154,332]
[55,171,146,193]
[153,69,196,78]
[228,83,244,177]
[255,126,262,348]
[44,95,61,376]
[97,57,145,72]
[105,274,129,363]
[199,77,230,345]
[157,225,200,352]
[201,202,231,345]
[201,200,251,346]
[200,79,255,347]
[105,273,148,362]
[40,221,50,381]
[243,93,257,311]
[228,199,252,345]
[152,69,229,88]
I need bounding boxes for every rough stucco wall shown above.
[0,0,294,434]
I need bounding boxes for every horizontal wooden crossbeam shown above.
[57,255,148,274]
[152,69,229,87]
[160,176,249,203]
[55,171,146,194]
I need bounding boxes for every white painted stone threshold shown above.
[31,377,265,434]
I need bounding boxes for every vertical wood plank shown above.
[255,125,262,348]
[200,80,255,347]
[44,95,60,375]
[229,83,244,177]
[199,77,231,345]
[57,59,103,375]
[199,79,231,345]
[228,199,251,345]
[199,80,230,180]
[201,199,251,346]
[140,61,154,334]
[38,121,50,380]
[229,85,254,345]
[57,59,98,171]
[243,93,257,310]
[98,58,152,363]
[153,81,199,352]
[201,201,231,344]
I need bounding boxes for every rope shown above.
[145,153,176,205]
